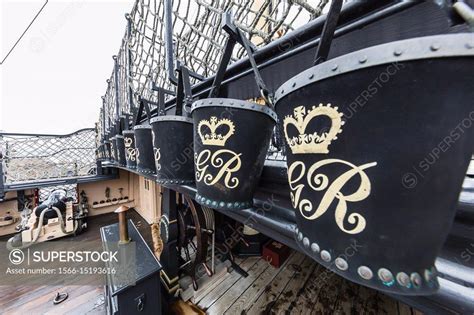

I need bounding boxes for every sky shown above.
[0,0,134,134]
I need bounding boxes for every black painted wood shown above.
[159,187,180,310]
[101,220,162,315]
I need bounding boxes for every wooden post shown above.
[115,205,131,244]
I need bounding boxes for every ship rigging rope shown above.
[99,0,331,135]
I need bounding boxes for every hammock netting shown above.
[0,129,97,184]
[99,0,333,136]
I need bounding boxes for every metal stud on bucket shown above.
[191,13,276,210]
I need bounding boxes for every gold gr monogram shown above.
[154,148,161,171]
[284,104,377,235]
[111,141,116,159]
[288,159,376,235]
[195,149,242,189]
[196,116,242,188]
[124,137,136,162]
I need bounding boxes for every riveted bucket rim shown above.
[122,130,135,135]
[150,116,193,124]
[190,98,278,122]
[133,125,152,130]
[274,33,474,105]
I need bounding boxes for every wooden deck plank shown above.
[349,282,378,314]
[398,301,414,315]
[179,257,232,301]
[246,252,307,315]
[225,252,297,314]
[298,264,331,315]
[206,258,270,315]
[377,292,400,315]
[44,286,104,315]
[0,285,51,310]
[271,256,318,315]
[197,257,259,310]
[281,260,323,315]
[364,290,380,315]
[189,260,232,303]
[309,270,344,314]
[1,285,100,315]
[331,275,360,315]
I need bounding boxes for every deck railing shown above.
[0,128,97,185]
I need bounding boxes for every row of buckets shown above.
[95,32,474,296]
[97,97,275,212]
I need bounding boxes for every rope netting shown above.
[39,184,78,203]
[0,129,97,184]
[99,0,332,137]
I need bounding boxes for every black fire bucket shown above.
[151,116,195,185]
[103,140,111,161]
[123,130,137,169]
[150,65,196,185]
[274,33,474,295]
[98,144,107,161]
[110,136,117,163]
[95,147,101,161]
[134,125,156,175]
[115,135,126,166]
[101,145,106,160]
[191,98,277,210]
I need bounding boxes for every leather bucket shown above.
[123,130,137,169]
[115,135,126,167]
[133,125,156,175]
[151,116,195,185]
[191,98,276,210]
[274,33,474,295]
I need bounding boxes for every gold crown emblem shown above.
[283,104,344,154]
[198,116,235,146]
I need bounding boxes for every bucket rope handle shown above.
[208,12,274,108]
